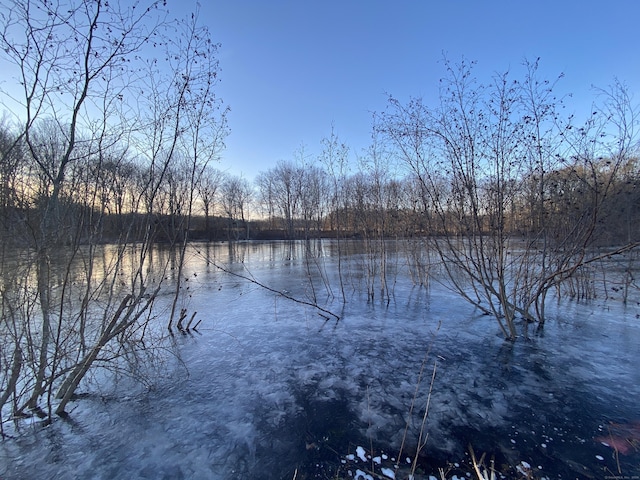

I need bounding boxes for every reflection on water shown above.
[1,240,639,479]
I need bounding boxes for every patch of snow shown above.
[355,469,374,480]
[516,461,532,476]
[356,445,367,462]
[381,467,395,479]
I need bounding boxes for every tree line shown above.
[2,115,638,246]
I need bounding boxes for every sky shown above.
[172,0,639,181]
[2,1,639,181]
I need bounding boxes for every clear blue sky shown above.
[2,1,637,180]
[171,0,638,180]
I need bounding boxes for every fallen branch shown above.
[212,261,341,321]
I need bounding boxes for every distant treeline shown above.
[0,153,638,246]
[2,56,639,249]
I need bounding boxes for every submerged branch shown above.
[212,261,341,321]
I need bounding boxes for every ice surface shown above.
[1,241,639,479]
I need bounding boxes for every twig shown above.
[411,358,438,477]
[396,322,441,477]
[185,311,197,330]
[469,445,496,480]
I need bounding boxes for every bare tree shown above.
[220,174,253,240]
[127,7,228,330]
[273,160,303,238]
[196,165,225,238]
[355,131,399,302]
[255,170,277,229]
[0,0,168,415]
[380,58,639,339]
[0,0,226,419]
[297,165,328,238]
[318,126,351,300]
[0,116,24,237]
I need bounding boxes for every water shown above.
[1,241,639,479]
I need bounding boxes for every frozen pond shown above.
[1,241,640,479]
